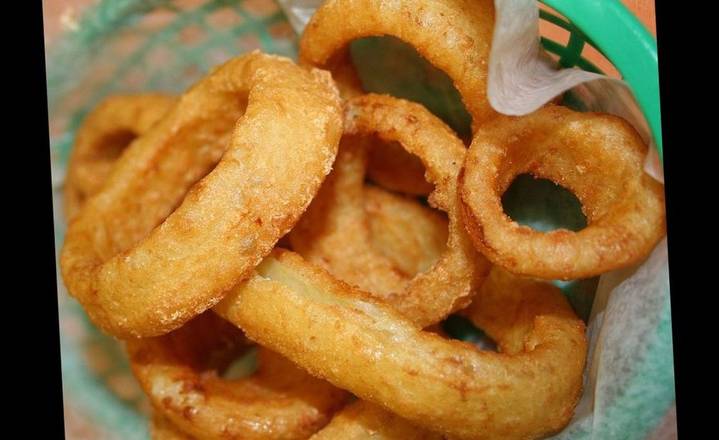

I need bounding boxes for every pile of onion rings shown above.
[58,1,666,438]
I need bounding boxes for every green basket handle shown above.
[542,0,662,162]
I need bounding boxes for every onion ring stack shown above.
[59,0,667,437]
[127,312,347,440]
[215,248,587,440]
[291,94,489,324]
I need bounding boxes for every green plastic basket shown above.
[46,1,672,438]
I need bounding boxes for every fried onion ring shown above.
[60,51,342,338]
[364,185,447,276]
[150,413,195,440]
[310,400,442,440]
[459,105,666,280]
[299,0,497,130]
[64,94,176,220]
[215,249,587,440]
[366,140,434,196]
[292,94,487,325]
[128,312,347,440]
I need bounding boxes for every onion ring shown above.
[363,184,447,276]
[150,413,195,440]
[128,312,347,440]
[366,140,434,196]
[60,51,342,338]
[310,400,442,440]
[299,0,497,131]
[64,94,176,220]
[459,105,666,280]
[216,249,587,440]
[292,94,488,325]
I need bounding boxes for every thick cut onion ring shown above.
[293,94,488,325]
[128,312,347,440]
[459,105,666,280]
[215,249,587,440]
[64,94,176,220]
[60,51,342,338]
[299,0,496,130]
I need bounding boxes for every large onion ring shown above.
[64,94,176,220]
[299,0,497,130]
[128,312,347,440]
[293,94,488,325]
[60,51,342,338]
[459,105,666,280]
[215,249,587,440]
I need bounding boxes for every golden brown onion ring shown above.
[64,94,176,220]
[459,105,666,280]
[150,413,195,440]
[60,51,342,338]
[299,0,497,131]
[128,312,347,440]
[293,94,488,325]
[215,249,587,440]
[366,140,434,196]
[310,400,442,440]
[364,184,447,276]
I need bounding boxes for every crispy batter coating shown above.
[60,51,343,338]
[300,0,497,130]
[128,313,347,440]
[310,400,443,440]
[460,105,666,280]
[215,250,587,440]
[151,413,196,440]
[290,94,487,325]
[64,94,176,220]
[367,139,434,196]
[364,185,448,276]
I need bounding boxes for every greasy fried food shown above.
[63,94,176,220]
[215,249,587,440]
[310,400,442,440]
[299,0,497,130]
[459,105,666,280]
[292,94,488,324]
[128,312,347,440]
[366,140,433,196]
[364,185,447,276]
[150,413,195,440]
[60,51,342,338]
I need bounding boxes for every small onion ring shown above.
[215,249,587,440]
[64,94,176,220]
[60,51,342,338]
[299,0,497,131]
[128,312,347,440]
[293,94,488,326]
[459,105,666,280]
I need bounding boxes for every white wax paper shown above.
[279,0,674,438]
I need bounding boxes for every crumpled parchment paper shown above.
[277,0,675,438]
